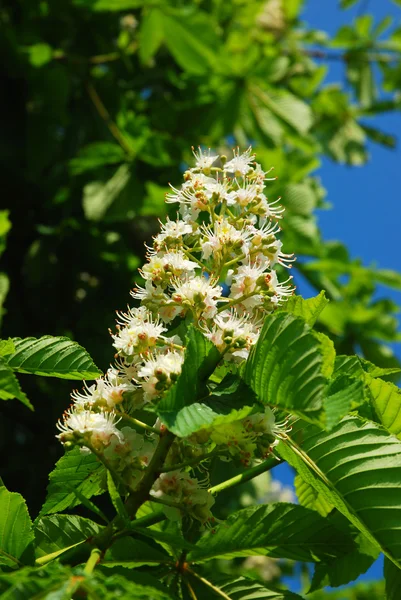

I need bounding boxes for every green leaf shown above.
[157,326,221,434]
[0,488,34,568]
[341,0,359,7]
[310,530,378,591]
[0,358,33,410]
[73,0,144,10]
[323,374,365,430]
[107,471,130,524]
[87,568,175,598]
[27,43,53,67]
[367,375,401,439]
[283,292,329,326]
[385,557,401,600]
[0,274,9,326]
[205,576,304,599]
[69,142,125,175]
[0,339,14,357]
[294,474,334,517]
[163,10,218,75]
[34,514,102,562]
[103,536,171,567]
[0,211,11,259]
[0,563,72,599]
[250,85,313,135]
[313,331,336,379]
[243,313,326,423]
[6,336,102,380]
[139,8,165,64]
[282,183,318,216]
[40,447,105,516]
[158,375,255,437]
[188,503,355,563]
[278,416,401,569]
[83,164,132,221]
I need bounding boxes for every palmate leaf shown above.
[157,326,221,435]
[367,376,401,439]
[335,355,401,437]
[6,336,102,380]
[0,563,72,599]
[323,374,365,431]
[0,358,33,410]
[86,569,175,599]
[309,512,379,591]
[188,503,355,563]
[103,536,172,567]
[294,474,334,517]
[385,557,401,600]
[34,515,102,563]
[39,447,105,516]
[278,416,401,572]
[243,313,327,424]
[0,488,34,569]
[159,374,256,437]
[283,291,329,326]
[0,563,175,600]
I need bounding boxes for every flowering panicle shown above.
[56,146,295,527]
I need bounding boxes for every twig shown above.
[115,411,160,435]
[85,81,134,155]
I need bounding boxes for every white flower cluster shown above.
[56,147,295,526]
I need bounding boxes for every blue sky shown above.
[275,0,401,592]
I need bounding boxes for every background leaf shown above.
[39,447,105,516]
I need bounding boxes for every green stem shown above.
[115,411,160,435]
[216,291,259,313]
[185,578,199,600]
[187,568,231,600]
[208,456,279,495]
[184,248,211,274]
[83,547,102,576]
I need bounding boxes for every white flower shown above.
[153,218,193,250]
[203,179,231,203]
[56,408,122,448]
[131,281,180,322]
[172,276,223,319]
[137,351,184,401]
[141,251,198,285]
[204,310,259,359]
[151,470,215,525]
[112,319,166,358]
[258,194,285,220]
[192,146,219,171]
[266,271,294,305]
[104,426,158,485]
[224,146,256,177]
[230,262,266,298]
[226,181,260,207]
[200,219,251,261]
